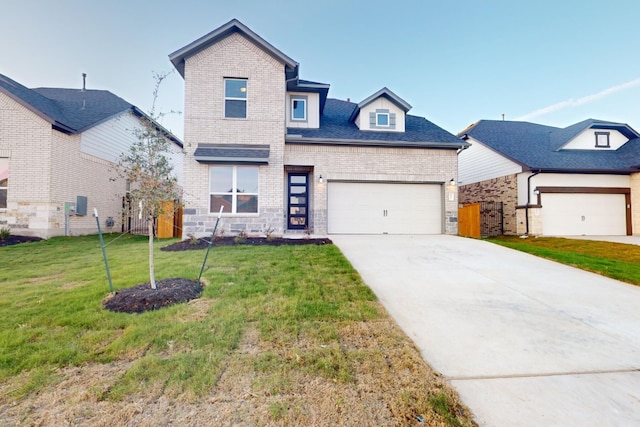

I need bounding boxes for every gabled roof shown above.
[287,98,467,149]
[0,72,182,146]
[287,78,330,114]
[169,19,299,78]
[348,87,412,122]
[462,119,640,173]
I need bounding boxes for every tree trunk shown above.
[148,216,156,289]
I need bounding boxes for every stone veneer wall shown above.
[459,173,518,235]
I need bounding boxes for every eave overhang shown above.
[285,135,469,150]
[169,19,299,78]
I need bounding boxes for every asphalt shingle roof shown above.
[0,72,134,134]
[287,98,463,146]
[33,87,133,132]
[464,119,640,172]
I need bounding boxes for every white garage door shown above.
[327,182,442,234]
[542,193,627,236]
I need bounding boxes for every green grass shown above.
[0,234,377,400]
[487,236,640,286]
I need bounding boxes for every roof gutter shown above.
[285,135,470,150]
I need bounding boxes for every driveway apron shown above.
[331,234,640,427]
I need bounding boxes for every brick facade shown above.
[0,93,141,238]
[459,173,518,235]
[181,33,287,238]
[179,28,461,238]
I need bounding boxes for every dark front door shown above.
[287,173,308,230]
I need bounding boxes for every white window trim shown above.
[224,78,248,119]
[376,112,390,127]
[0,157,7,210]
[291,97,307,121]
[209,165,259,215]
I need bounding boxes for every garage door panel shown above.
[542,193,626,236]
[328,182,442,234]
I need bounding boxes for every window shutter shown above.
[389,113,396,129]
[369,112,376,127]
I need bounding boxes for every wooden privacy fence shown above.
[458,202,504,238]
[458,203,481,238]
[122,197,182,238]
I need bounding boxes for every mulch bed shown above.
[0,235,43,247]
[104,278,202,313]
[161,236,332,251]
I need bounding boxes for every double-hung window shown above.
[210,165,259,214]
[224,78,247,118]
[0,158,7,209]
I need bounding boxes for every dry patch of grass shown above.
[0,316,470,426]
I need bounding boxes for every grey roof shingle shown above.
[464,119,640,172]
[286,98,464,147]
[0,72,133,133]
[33,87,134,132]
[0,72,182,146]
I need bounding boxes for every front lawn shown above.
[488,236,640,286]
[0,234,474,426]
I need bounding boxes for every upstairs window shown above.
[224,78,247,118]
[369,109,396,129]
[0,158,7,209]
[291,97,307,121]
[595,132,610,148]
[376,112,390,127]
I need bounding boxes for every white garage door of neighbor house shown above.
[542,193,627,236]
[327,182,443,234]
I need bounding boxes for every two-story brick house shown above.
[169,19,467,237]
[0,73,183,238]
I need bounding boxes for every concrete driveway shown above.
[331,234,640,427]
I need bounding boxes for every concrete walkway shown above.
[331,235,640,427]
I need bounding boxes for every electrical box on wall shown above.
[76,196,88,216]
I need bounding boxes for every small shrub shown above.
[214,228,225,242]
[187,233,199,246]
[234,229,248,244]
[0,227,10,241]
[264,225,276,241]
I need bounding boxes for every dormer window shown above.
[376,112,390,127]
[291,96,307,121]
[595,132,610,148]
[368,109,396,130]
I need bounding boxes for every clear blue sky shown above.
[3,0,640,140]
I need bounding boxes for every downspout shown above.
[525,171,540,236]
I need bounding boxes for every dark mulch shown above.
[0,235,44,247]
[104,278,202,314]
[161,236,332,251]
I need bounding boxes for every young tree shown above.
[118,71,180,289]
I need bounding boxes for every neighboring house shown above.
[0,73,183,238]
[169,19,467,237]
[458,119,640,236]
